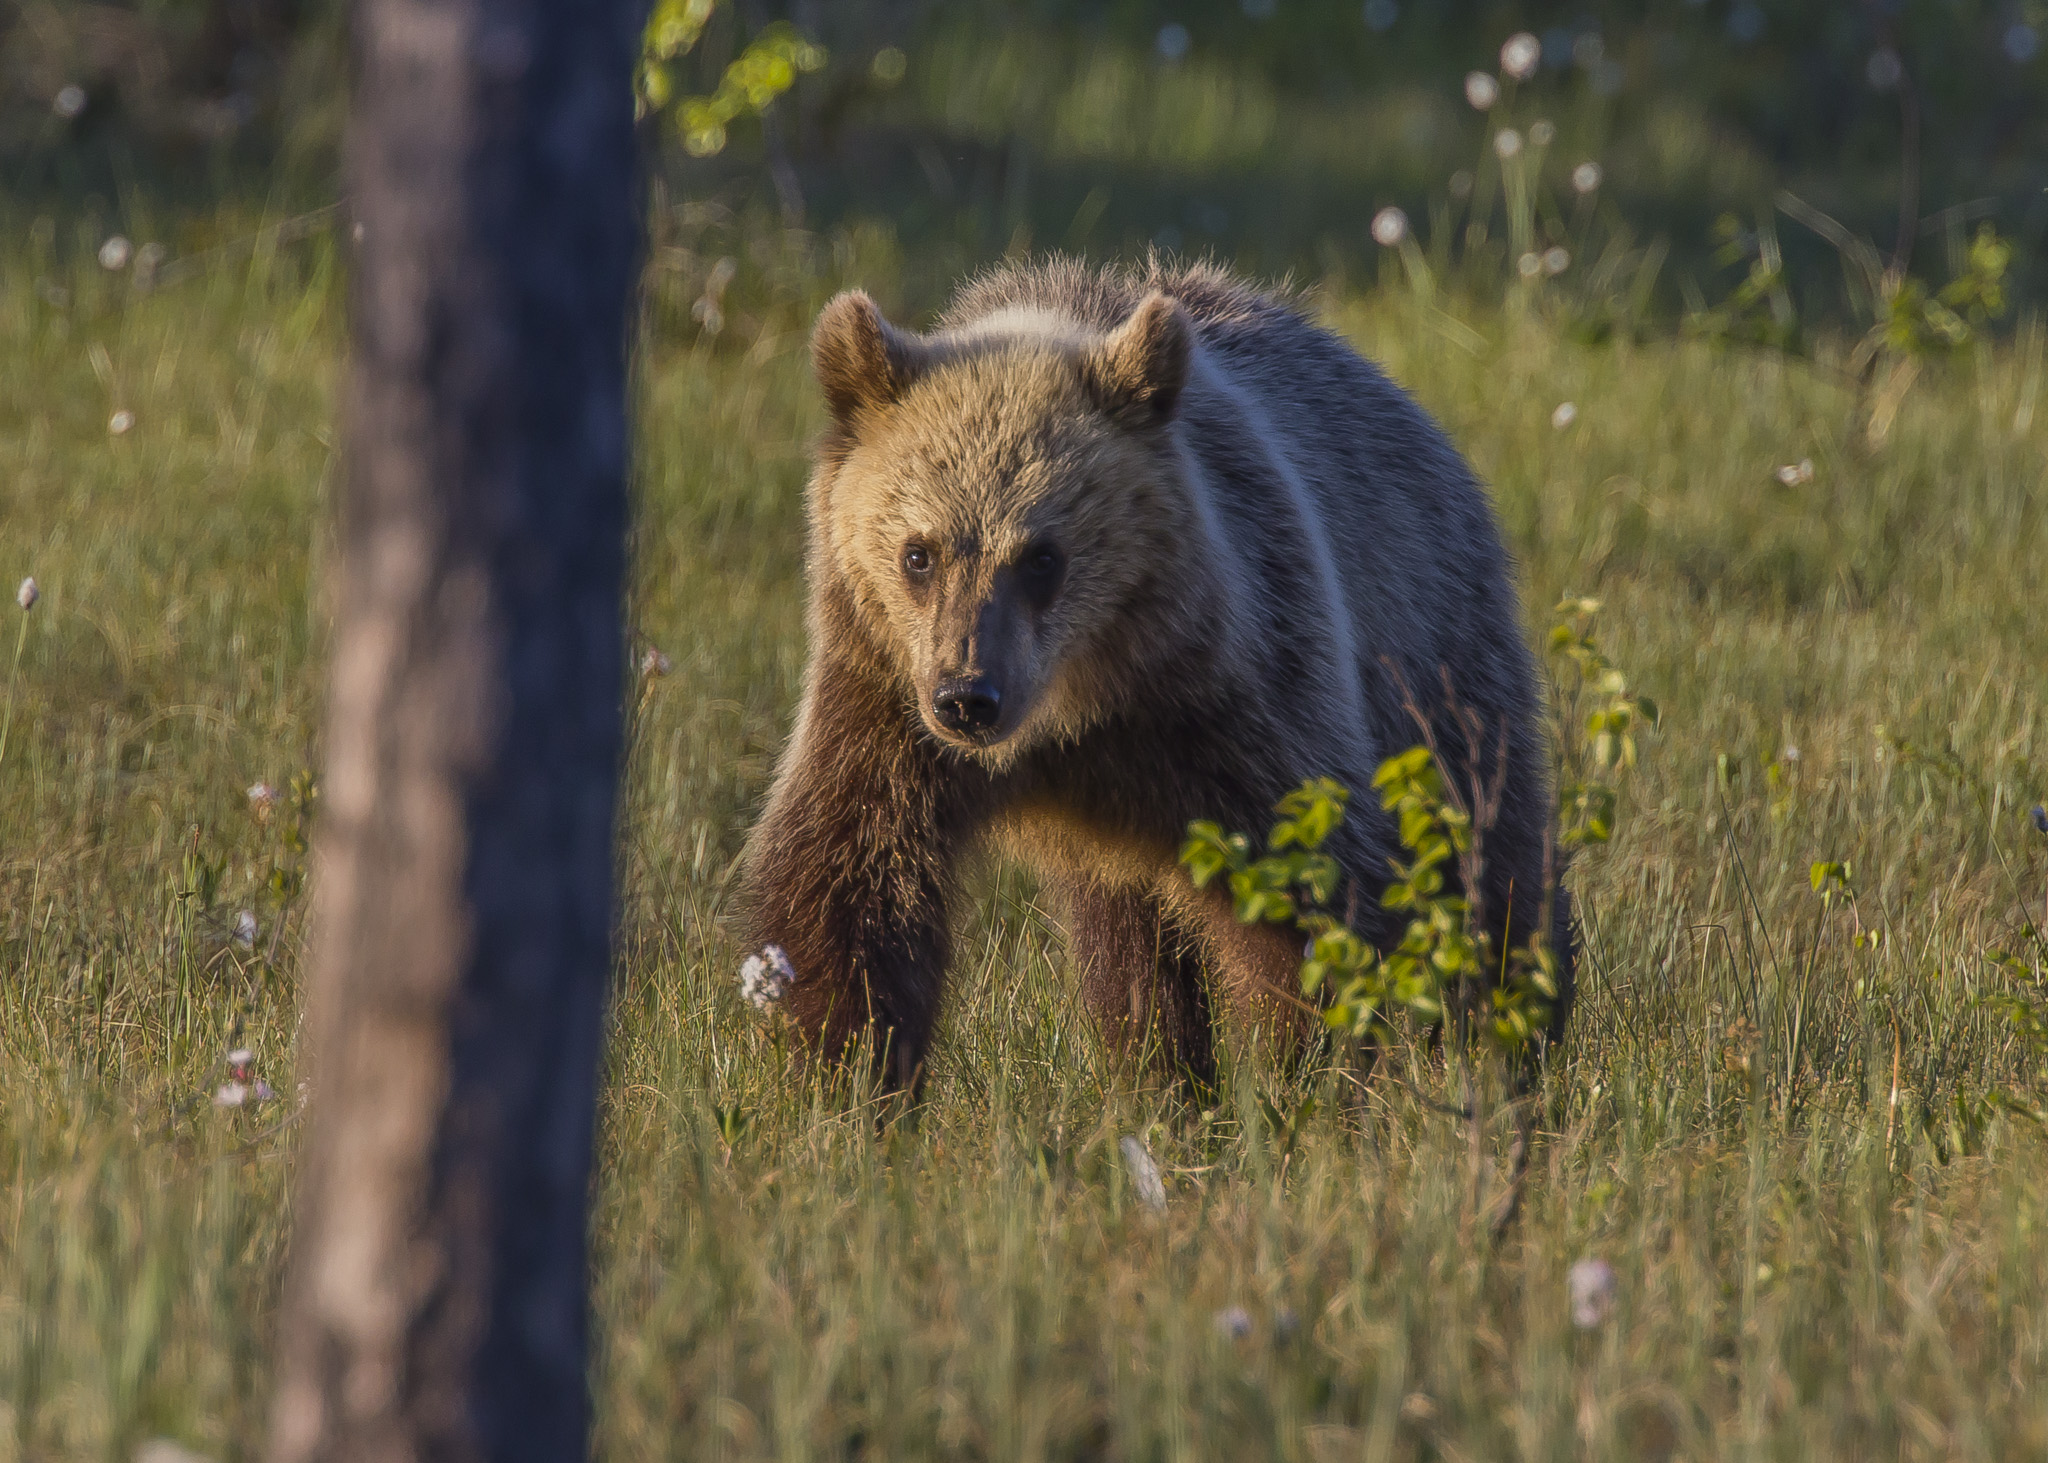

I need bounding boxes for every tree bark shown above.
[266,0,642,1458]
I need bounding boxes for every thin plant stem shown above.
[0,611,28,770]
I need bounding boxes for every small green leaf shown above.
[1373,746,1434,789]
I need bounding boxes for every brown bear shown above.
[742,258,1569,1093]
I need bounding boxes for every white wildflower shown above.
[1517,251,1543,278]
[1493,127,1523,159]
[1551,401,1577,430]
[639,646,672,678]
[1119,1135,1168,1211]
[1500,32,1541,80]
[1370,206,1409,247]
[1775,458,1814,487]
[98,236,132,271]
[17,577,38,611]
[1214,1305,1253,1340]
[53,85,87,119]
[1568,1256,1617,1328]
[1542,246,1571,275]
[739,944,796,1011]
[1464,71,1499,110]
[1529,118,1556,147]
[109,410,135,435]
[247,781,278,815]
[1155,23,1191,61]
[1571,161,1603,195]
[233,910,257,948]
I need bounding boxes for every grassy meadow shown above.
[3,196,2048,1463]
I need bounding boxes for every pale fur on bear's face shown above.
[810,290,1193,767]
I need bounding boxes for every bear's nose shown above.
[933,677,1002,734]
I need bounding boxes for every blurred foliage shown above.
[637,0,826,157]
[1869,221,2013,359]
[2,0,2042,321]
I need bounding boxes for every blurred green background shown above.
[5,0,2043,323]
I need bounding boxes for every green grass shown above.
[4,200,2048,1462]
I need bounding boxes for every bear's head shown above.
[808,288,1194,765]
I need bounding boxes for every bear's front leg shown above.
[1060,878,1217,1089]
[742,658,980,1094]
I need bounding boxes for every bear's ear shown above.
[812,291,927,428]
[1082,291,1190,428]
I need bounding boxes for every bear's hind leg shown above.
[1062,879,1217,1090]
[1176,883,1320,1064]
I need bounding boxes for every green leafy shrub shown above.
[1182,600,1654,1064]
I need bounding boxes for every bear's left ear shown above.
[1082,291,1190,428]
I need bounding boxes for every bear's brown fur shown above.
[743,258,1569,1093]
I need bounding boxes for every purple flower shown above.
[215,1053,275,1107]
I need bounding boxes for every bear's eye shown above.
[902,543,933,578]
[1018,543,1064,609]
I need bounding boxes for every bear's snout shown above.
[933,676,1003,737]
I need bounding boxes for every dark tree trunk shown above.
[266,0,642,1458]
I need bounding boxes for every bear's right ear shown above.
[1082,291,1190,429]
[812,291,926,427]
